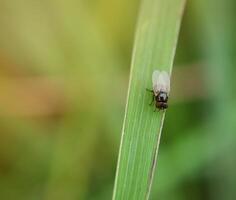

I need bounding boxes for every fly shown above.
[147,70,170,111]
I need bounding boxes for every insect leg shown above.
[149,95,155,105]
[146,88,153,93]
[146,88,155,106]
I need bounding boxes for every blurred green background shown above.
[0,0,235,200]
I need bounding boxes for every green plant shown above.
[112,0,186,199]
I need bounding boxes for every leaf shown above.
[112,0,186,199]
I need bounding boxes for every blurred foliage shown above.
[0,0,235,200]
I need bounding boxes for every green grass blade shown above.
[112,0,186,199]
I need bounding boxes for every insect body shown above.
[149,70,170,110]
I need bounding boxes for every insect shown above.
[147,70,170,111]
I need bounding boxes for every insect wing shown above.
[157,71,170,93]
[152,70,160,95]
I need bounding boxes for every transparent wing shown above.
[157,71,170,93]
[152,70,160,94]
